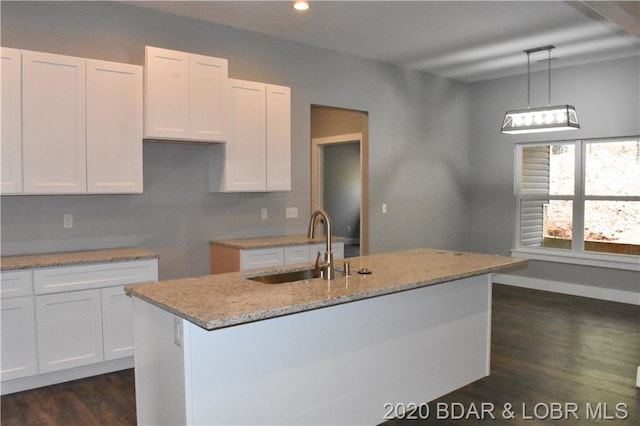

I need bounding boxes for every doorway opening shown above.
[311,105,369,257]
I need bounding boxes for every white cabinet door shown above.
[144,46,189,140]
[240,248,284,270]
[1,296,38,381]
[223,79,267,192]
[36,289,103,373]
[190,53,228,141]
[101,286,134,361]
[86,60,143,193]
[22,50,86,194]
[1,47,23,194]
[284,245,310,265]
[266,84,291,191]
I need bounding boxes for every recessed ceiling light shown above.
[293,1,310,12]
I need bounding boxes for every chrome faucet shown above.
[308,209,335,280]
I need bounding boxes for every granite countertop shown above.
[210,234,344,249]
[0,247,159,271]
[126,248,527,331]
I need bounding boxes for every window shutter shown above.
[520,146,550,247]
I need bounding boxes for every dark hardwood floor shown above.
[2,284,638,425]
[1,369,136,426]
[382,284,640,425]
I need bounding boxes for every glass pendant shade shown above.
[501,104,580,134]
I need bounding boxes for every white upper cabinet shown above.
[0,47,23,194]
[211,79,291,192]
[87,59,143,193]
[1,48,143,195]
[144,46,228,142]
[266,84,291,191]
[22,51,87,194]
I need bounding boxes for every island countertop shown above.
[125,248,527,331]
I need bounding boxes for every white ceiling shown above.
[127,0,640,82]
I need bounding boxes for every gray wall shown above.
[323,142,361,240]
[1,1,471,279]
[466,56,640,293]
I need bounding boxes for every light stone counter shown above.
[125,248,527,331]
[0,247,159,271]
[209,234,343,249]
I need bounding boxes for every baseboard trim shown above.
[1,357,134,395]
[492,274,640,305]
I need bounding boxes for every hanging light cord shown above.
[547,46,552,106]
[526,51,531,108]
[523,45,555,108]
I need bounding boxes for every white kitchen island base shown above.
[132,274,492,425]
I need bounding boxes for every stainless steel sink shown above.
[247,268,320,284]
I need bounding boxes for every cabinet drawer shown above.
[284,245,310,265]
[240,248,284,270]
[0,270,34,299]
[34,259,158,295]
[309,243,344,261]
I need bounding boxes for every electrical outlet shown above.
[63,214,73,228]
[174,317,182,347]
[382,203,387,214]
[261,208,268,220]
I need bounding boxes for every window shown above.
[514,136,640,271]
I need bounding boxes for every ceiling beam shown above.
[576,1,640,40]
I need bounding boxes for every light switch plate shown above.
[286,207,298,218]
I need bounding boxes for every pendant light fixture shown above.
[501,45,580,135]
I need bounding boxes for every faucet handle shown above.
[314,251,321,271]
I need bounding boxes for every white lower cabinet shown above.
[240,248,284,270]
[240,245,343,270]
[309,243,345,261]
[36,289,104,373]
[1,296,38,381]
[211,241,345,273]
[0,258,158,394]
[284,245,310,265]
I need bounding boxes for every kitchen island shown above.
[126,248,526,425]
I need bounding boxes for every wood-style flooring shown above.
[1,284,638,425]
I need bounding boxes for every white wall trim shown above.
[492,274,640,305]
[1,356,133,395]
[511,248,640,272]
